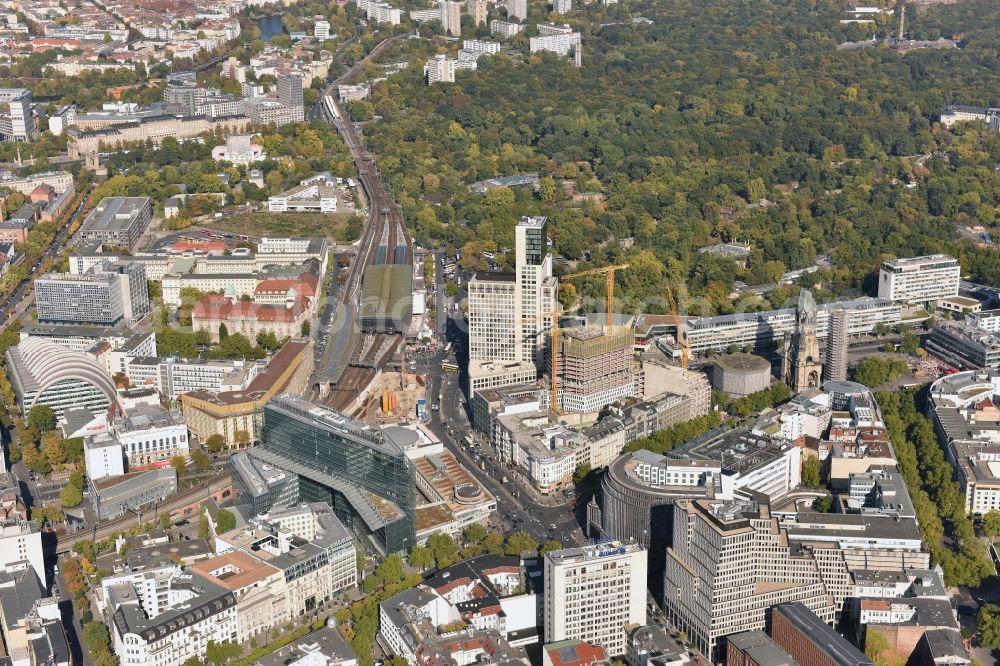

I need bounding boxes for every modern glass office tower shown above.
[233,394,416,554]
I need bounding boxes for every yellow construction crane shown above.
[549,264,630,411]
[665,285,691,369]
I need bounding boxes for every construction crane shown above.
[665,285,691,369]
[549,264,630,412]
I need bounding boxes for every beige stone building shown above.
[181,339,313,448]
[190,551,289,644]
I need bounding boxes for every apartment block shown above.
[440,0,462,36]
[506,0,527,20]
[425,54,457,84]
[544,542,646,656]
[0,521,44,586]
[467,0,488,25]
[261,502,358,594]
[530,25,582,67]
[877,255,960,305]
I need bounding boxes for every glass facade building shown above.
[234,394,416,555]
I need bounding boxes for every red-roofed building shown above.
[29,184,55,205]
[192,294,309,342]
[254,272,320,310]
[542,640,608,666]
[169,240,227,255]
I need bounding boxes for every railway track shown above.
[54,473,232,554]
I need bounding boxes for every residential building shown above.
[966,309,1000,332]
[877,255,960,305]
[0,567,55,666]
[89,467,177,520]
[356,0,402,24]
[6,337,118,417]
[189,551,288,644]
[825,308,850,383]
[544,542,646,656]
[314,19,331,39]
[553,0,571,14]
[506,0,527,20]
[938,105,1000,128]
[425,54,457,84]
[0,89,33,141]
[0,521,44,585]
[468,216,558,392]
[440,0,462,36]
[467,0,488,25]
[231,394,417,554]
[491,20,525,38]
[181,339,314,448]
[108,570,238,666]
[212,134,266,165]
[463,39,500,54]
[771,603,872,666]
[530,25,582,67]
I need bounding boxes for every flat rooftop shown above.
[81,197,149,231]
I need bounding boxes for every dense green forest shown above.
[353,0,1000,315]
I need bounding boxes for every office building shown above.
[0,89,33,142]
[825,308,850,382]
[877,255,960,305]
[727,631,797,666]
[530,25,582,67]
[468,0,488,25]
[0,521,44,585]
[232,394,417,555]
[440,0,462,36]
[928,370,1000,513]
[34,261,149,326]
[468,216,558,392]
[664,499,837,662]
[189,551,288,644]
[181,339,314,448]
[109,570,238,666]
[90,467,177,520]
[268,173,342,213]
[771,603,873,666]
[627,625,689,666]
[255,626,358,666]
[68,115,251,160]
[78,197,151,252]
[544,542,646,656]
[506,0,527,20]
[424,54,457,84]
[126,356,259,400]
[675,297,900,357]
[553,326,637,413]
[543,640,607,666]
[261,502,358,594]
[380,555,538,661]
[927,321,1000,369]
[314,19,330,39]
[6,337,118,417]
[84,436,125,480]
[214,525,334,616]
[277,73,305,108]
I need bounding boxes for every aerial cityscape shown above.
[0,0,997,665]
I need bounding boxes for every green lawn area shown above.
[205,212,363,242]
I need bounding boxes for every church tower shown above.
[782,289,822,392]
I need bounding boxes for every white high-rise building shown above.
[467,216,558,391]
[424,54,457,84]
[877,254,960,305]
[0,521,44,585]
[506,0,527,20]
[553,0,571,14]
[314,19,330,39]
[439,0,463,36]
[544,542,647,656]
[530,25,582,67]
